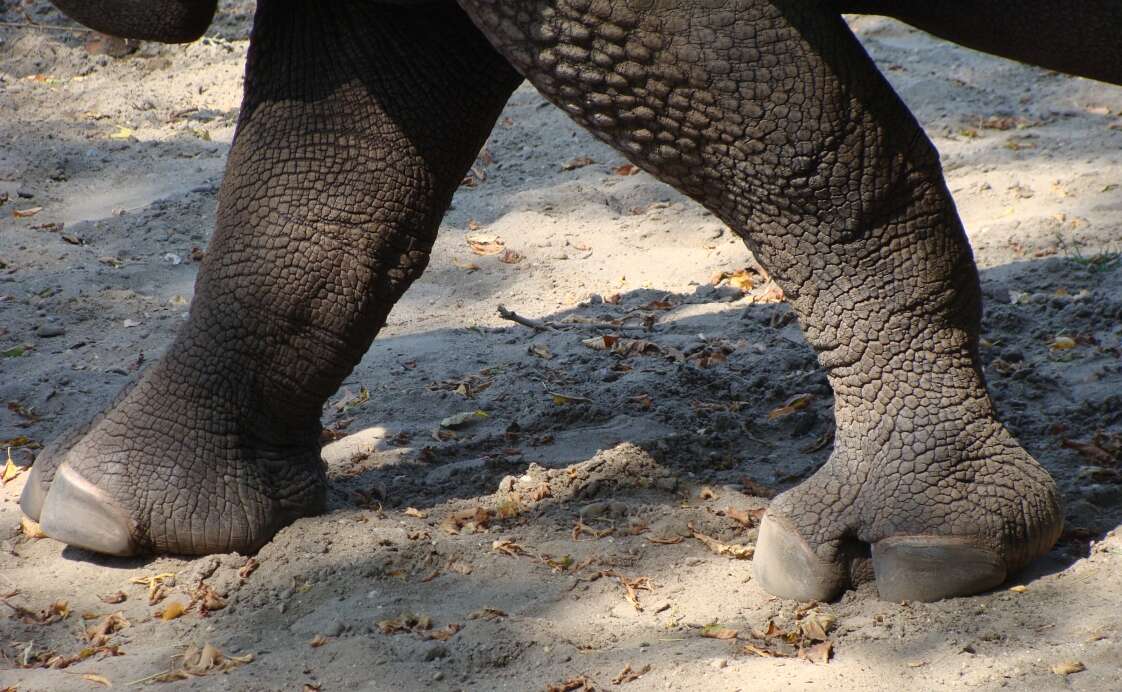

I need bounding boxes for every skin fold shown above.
[29,0,1116,600]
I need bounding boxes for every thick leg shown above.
[50,0,217,43]
[22,1,521,555]
[456,0,1062,601]
[838,0,1122,86]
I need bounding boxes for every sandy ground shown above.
[2,4,1122,691]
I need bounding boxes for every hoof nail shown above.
[18,462,48,522]
[39,464,138,556]
[873,536,1006,602]
[752,513,845,602]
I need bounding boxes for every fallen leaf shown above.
[611,663,651,684]
[800,641,833,664]
[2,450,25,484]
[547,675,595,692]
[238,558,260,580]
[467,608,507,621]
[129,573,176,604]
[1051,336,1077,350]
[1009,584,1028,594]
[108,126,133,140]
[98,592,127,605]
[80,673,112,687]
[646,535,683,545]
[561,156,594,170]
[1052,660,1086,675]
[403,507,428,519]
[529,344,554,360]
[424,623,462,641]
[688,524,754,559]
[21,515,46,538]
[466,233,505,256]
[725,508,754,527]
[440,410,488,429]
[613,163,640,176]
[440,506,493,535]
[767,393,814,421]
[309,634,328,648]
[492,539,527,557]
[86,612,129,646]
[452,258,480,272]
[160,599,187,621]
[13,206,43,218]
[701,623,739,640]
[498,249,523,264]
[799,613,836,641]
[698,486,718,501]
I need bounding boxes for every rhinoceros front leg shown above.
[458,0,1062,601]
[21,0,521,555]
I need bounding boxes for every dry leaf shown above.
[98,591,127,605]
[700,623,739,640]
[499,249,523,264]
[800,641,833,664]
[1052,660,1086,675]
[547,676,595,692]
[562,156,594,170]
[466,233,505,256]
[467,608,507,621]
[80,673,111,687]
[86,612,129,646]
[108,126,133,140]
[492,539,527,557]
[529,344,553,360]
[13,206,43,218]
[238,558,260,580]
[452,258,480,272]
[646,535,683,545]
[613,163,640,176]
[159,599,187,621]
[21,515,46,539]
[309,634,328,648]
[403,507,428,519]
[611,664,651,684]
[440,507,493,535]
[2,450,24,484]
[688,524,754,559]
[725,508,754,527]
[698,486,718,501]
[767,393,814,421]
[799,613,836,642]
[1009,584,1028,593]
[1051,336,1077,350]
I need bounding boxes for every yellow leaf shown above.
[1009,584,1028,593]
[1051,336,1077,350]
[767,393,814,421]
[21,515,46,538]
[81,673,112,687]
[403,507,428,519]
[3,449,25,483]
[1052,660,1086,675]
[108,126,134,140]
[160,600,186,621]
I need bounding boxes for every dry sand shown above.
[2,5,1121,691]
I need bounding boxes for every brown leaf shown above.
[611,664,651,684]
[403,507,428,519]
[86,612,129,646]
[767,393,814,421]
[499,248,523,264]
[698,486,718,501]
[424,623,462,641]
[159,599,187,621]
[238,557,260,580]
[725,507,754,527]
[646,535,683,545]
[562,156,594,171]
[492,539,528,557]
[309,634,328,648]
[20,515,46,539]
[1052,660,1086,675]
[467,608,507,621]
[466,233,505,256]
[688,524,754,559]
[80,673,112,687]
[800,641,833,664]
[613,163,640,176]
[441,507,493,535]
[98,591,127,605]
[700,624,739,640]
[13,206,43,218]
[546,675,595,692]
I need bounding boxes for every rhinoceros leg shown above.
[457,0,1062,601]
[23,0,520,555]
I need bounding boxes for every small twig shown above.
[0,20,95,32]
[497,304,557,332]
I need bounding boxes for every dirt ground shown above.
[2,4,1122,691]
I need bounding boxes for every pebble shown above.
[324,621,345,637]
[424,644,449,662]
[35,324,66,338]
[433,672,445,682]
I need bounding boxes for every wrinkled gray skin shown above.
[24,0,1122,602]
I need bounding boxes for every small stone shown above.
[424,644,449,662]
[433,672,445,682]
[324,621,345,637]
[35,324,66,338]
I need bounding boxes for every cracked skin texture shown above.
[28,0,1095,600]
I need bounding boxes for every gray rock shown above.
[36,324,66,338]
